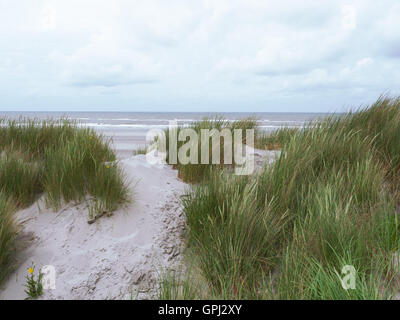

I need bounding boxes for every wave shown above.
[78,123,170,128]
[77,122,304,130]
[76,118,306,124]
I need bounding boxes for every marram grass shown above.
[163,116,258,183]
[159,95,400,300]
[0,118,130,284]
[0,192,17,285]
[255,127,299,150]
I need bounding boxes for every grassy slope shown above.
[160,96,400,299]
[0,118,130,285]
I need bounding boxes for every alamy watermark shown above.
[144,120,255,175]
[41,265,56,290]
[339,265,356,290]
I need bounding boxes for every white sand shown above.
[0,143,279,300]
[0,155,187,300]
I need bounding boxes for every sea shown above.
[0,111,331,158]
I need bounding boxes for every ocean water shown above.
[0,111,331,158]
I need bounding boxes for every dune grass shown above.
[163,117,258,183]
[132,145,148,156]
[255,127,299,150]
[0,154,42,207]
[0,117,130,284]
[0,193,17,285]
[159,95,400,299]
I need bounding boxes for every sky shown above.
[0,0,399,113]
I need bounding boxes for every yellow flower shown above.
[106,165,110,169]
[28,267,34,274]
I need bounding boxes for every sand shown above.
[0,140,279,299]
[0,154,187,299]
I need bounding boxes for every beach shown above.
[1,103,398,300]
[0,115,280,299]
[0,111,323,159]
[0,154,187,299]
[2,0,399,305]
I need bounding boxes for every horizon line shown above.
[0,110,338,114]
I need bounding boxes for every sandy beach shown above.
[2,0,400,305]
[0,149,187,299]
[0,126,279,300]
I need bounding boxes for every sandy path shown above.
[0,155,187,300]
[0,146,279,300]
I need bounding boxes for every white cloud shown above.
[50,30,161,87]
[0,0,400,111]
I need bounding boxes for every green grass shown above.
[163,116,258,183]
[0,154,42,207]
[180,170,286,298]
[132,145,148,156]
[158,267,202,300]
[0,117,130,284]
[255,127,299,150]
[159,95,400,300]
[0,193,17,285]
[41,128,130,213]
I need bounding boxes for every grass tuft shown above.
[163,117,258,183]
[0,117,130,285]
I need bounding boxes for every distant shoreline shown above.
[0,112,328,159]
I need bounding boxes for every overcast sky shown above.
[0,0,399,112]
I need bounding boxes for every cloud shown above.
[68,76,156,88]
[49,29,161,88]
[1,0,400,111]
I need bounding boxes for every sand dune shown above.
[0,134,279,300]
[0,155,187,300]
